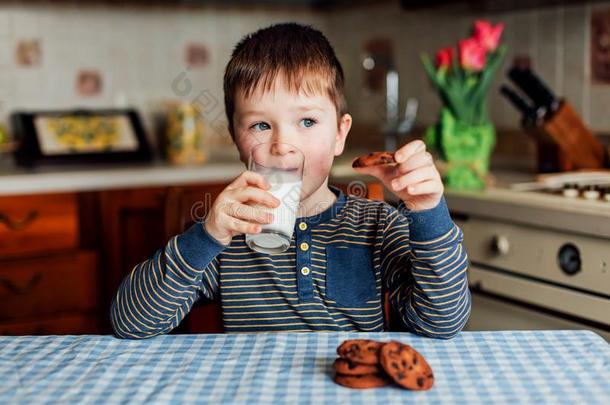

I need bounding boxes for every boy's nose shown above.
[269,141,294,156]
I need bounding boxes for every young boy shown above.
[111,23,470,339]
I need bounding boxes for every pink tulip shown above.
[435,47,454,69]
[459,38,486,71]
[474,20,504,51]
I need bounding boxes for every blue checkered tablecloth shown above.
[1,330,609,404]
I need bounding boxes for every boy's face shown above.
[232,74,352,202]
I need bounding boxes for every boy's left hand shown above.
[353,140,444,212]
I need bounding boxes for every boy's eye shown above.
[299,118,317,128]
[251,122,270,131]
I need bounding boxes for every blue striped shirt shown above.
[111,186,471,339]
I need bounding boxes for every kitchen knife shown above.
[500,85,544,126]
[508,66,560,115]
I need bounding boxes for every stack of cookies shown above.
[332,339,434,391]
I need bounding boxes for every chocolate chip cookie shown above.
[333,357,380,376]
[352,151,397,168]
[337,339,383,365]
[379,341,434,391]
[334,373,391,389]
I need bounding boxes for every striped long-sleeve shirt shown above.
[110,186,471,339]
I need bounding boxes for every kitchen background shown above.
[0,0,608,339]
[0,0,609,163]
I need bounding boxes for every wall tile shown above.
[0,0,607,153]
[563,5,588,118]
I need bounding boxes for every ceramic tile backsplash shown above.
[0,2,323,152]
[0,0,608,159]
[325,1,610,137]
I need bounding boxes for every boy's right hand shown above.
[204,171,280,246]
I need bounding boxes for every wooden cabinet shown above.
[98,183,227,334]
[98,186,168,333]
[0,179,383,336]
[0,315,101,335]
[0,252,98,321]
[0,185,230,336]
[0,193,79,258]
[0,193,100,335]
[163,184,228,334]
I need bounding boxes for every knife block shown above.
[540,100,608,171]
[525,125,574,173]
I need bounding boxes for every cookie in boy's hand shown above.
[351,151,396,168]
[379,341,434,391]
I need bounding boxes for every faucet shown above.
[363,56,418,152]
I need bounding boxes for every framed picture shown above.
[12,109,152,167]
[592,9,610,84]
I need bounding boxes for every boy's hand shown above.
[204,171,280,246]
[353,140,443,212]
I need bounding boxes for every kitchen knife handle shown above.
[500,85,533,115]
[508,67,558,113]
[500,85,545,127]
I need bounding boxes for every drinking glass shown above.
[245,142,304,254]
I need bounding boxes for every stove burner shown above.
[540,179,610,202]
[513,172,610,203]
[562,183,579,198]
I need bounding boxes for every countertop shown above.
[442,171,610,239]
[0,160,246,196]
[0,149,372,196]
[1,153,608,237]
[0,147,533,197]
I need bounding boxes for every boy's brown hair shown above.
[223,22,348,138]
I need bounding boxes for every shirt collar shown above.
[296,185,346,227]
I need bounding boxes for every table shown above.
[1,330,609,404]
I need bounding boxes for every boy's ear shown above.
[334,113,352,157]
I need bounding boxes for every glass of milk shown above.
[245,142,304,254]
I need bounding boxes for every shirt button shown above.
[298,222,307,231]
[300,266,310,276]
[300,242,309,251]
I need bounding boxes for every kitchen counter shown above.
[444,170,610,239]
[2,154,608,237]
[0,149,372,196]
[0,160,246,196]
[378,167,610,238]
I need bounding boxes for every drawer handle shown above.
[0,273,43,295]
[0,211,39,230]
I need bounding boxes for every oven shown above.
[447,177,610,342]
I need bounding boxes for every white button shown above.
[299,222,307,231]
[300,242,309,251]
[300,267,310,276]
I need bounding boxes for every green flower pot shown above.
[425,108,495,190]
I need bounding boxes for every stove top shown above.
[511,171,610,204]
[446,171,610,239]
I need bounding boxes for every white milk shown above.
[246,176,302,254]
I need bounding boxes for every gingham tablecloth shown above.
[1,330,609,404]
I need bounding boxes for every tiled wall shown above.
[0,1,608,159]
[325,1,610,135]
[0,2,322,153]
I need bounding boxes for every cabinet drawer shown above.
[0,314,101,335]
[0,251,98,321]
[0,193,79,258]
